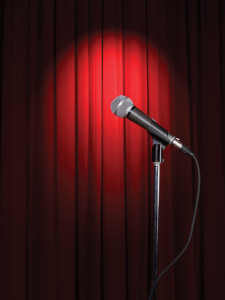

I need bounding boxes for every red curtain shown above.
[0,0,225,299]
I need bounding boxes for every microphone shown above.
[111,95,194,156]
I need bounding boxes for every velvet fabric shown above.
[0,0,225,299]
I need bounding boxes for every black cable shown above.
[148,155,201,300]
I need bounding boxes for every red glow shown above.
[45,32,171,187]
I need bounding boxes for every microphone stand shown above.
[151,139,165,300]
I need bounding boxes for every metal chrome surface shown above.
[172,137,183,149]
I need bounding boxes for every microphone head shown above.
[111,95,134,118]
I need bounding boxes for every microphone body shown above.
[111,96,194,156]
[128,107,174,145]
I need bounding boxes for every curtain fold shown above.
[0,0,225,299]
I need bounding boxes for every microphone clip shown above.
[152,138,166,164]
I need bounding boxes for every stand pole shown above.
[151,142,164,300]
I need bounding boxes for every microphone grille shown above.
[111,95,134,118]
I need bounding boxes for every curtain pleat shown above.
[1,0,225,300]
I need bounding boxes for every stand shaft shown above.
[151,142,164,300]
[152,163,160,300]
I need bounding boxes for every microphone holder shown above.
[151,138,165,300]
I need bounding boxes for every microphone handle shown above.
[127,107,175,145]
[127,107,194,156]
